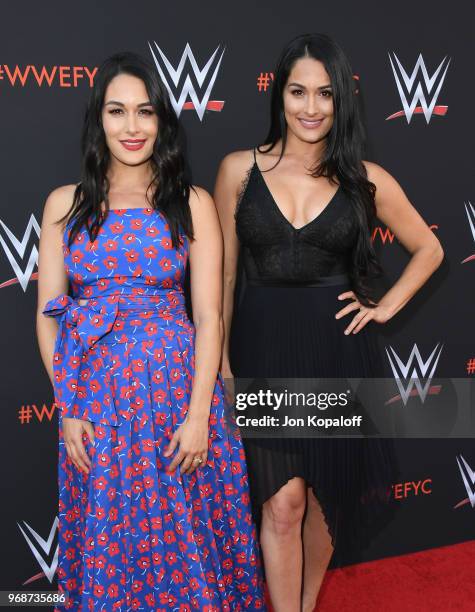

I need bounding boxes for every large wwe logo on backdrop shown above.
[454,455,475,509]
[385,343,443,405]
[18,517,58,584]
[386,52,451,123]
[0,215,40,291]
[461,202,475,264]
[148,42,225,121]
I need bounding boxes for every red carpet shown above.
[266,540,475,611]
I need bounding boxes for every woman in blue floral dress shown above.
[36,52,265,611]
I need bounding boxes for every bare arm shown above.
[336,162,444,333]
[187,186,224,420]
[36,184,94,474]
[367,162,444,318]
[36,185,74,384]
[165,186,224,474]
[213,150,253,376]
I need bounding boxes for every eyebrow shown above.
[104,100,154,107]
[287,82,332,90]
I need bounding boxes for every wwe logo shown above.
[461,201,475,264]
[456,455,475,508]
[0,214,40,291]
[148,41,225,121]
[387,52,450,123]
[385,343,443,405]
[18,517,58,583]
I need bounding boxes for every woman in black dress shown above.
[214,33,444,611]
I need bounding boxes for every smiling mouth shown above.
[298,118,324,128]
[120,139,147,150]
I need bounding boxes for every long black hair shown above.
[58,51,193,250]
[260,33,383,307]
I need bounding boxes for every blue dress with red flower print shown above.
[43,207,266,611]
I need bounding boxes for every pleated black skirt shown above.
[230,279,399,566]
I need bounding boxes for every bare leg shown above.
[301,487,334,612]
[260,477,307,612]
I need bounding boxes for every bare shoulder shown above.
[216,149,255,187]
[189,185,214,211]
[43,184,77,223]
[220,148,254,168]
[362,160,412,215]
[189,185,218,222]
[188,186,222,240]
[362,160,395,188]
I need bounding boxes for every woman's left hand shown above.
[335,291,393,334]
[164,414,209,475]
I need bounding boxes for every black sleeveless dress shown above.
[230,154,398,566]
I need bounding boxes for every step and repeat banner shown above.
[0,0,473,595]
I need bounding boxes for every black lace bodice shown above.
[235,161,360,284]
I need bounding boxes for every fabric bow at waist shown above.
[43,294,120,351]
[42,294,120,425]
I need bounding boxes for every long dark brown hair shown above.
[260,33,383,306]
[58,51,193,250]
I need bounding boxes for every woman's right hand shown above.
[62,417,95,474]
[220,364,235,409]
